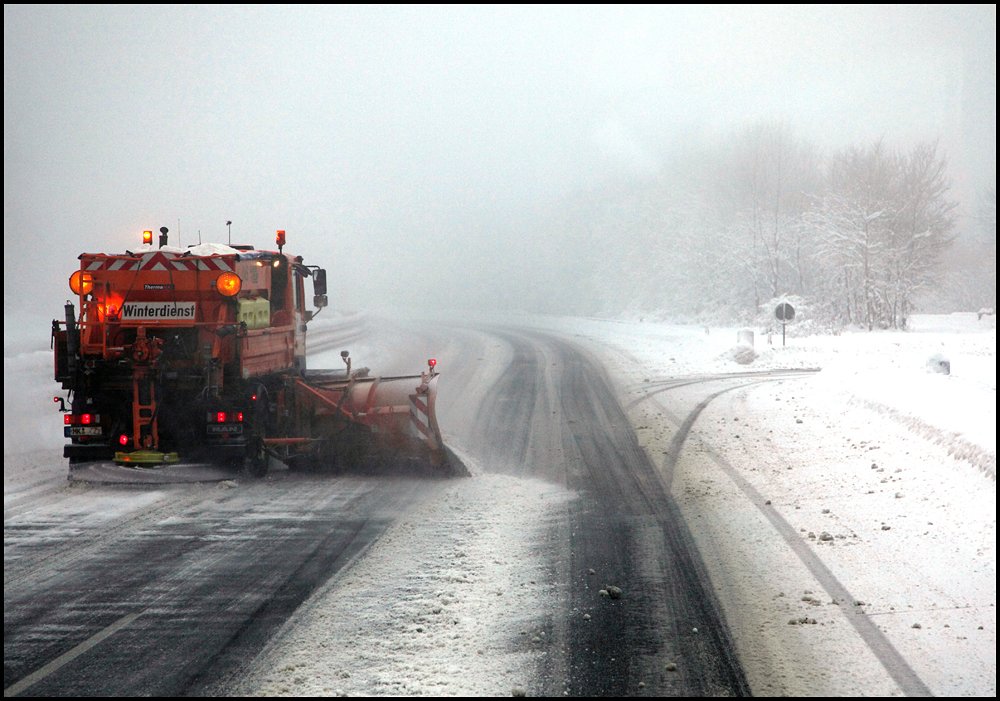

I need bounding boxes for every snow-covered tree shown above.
[883,142,956,327]
[724,122,820,307]
[805,141,956,329]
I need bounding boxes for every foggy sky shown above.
[4,4,996,325]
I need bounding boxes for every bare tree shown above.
[719,122,821,313]
[509,126,959,327]
[884,142,956,327]
[806,140,955,329]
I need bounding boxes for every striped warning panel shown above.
[83,252,234,272]
[409,393,437,449]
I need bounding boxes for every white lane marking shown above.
[4,611,142,697]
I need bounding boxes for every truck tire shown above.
[243,382,271,477]
[244,434,268,477]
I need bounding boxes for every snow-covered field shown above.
[4,312,996,695]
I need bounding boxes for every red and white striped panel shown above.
[409,393,437,449]
[84,252,234,273]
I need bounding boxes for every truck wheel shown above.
[244,435,268,477]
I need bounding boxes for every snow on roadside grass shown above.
[694,381,995,695]
[544,312,996,472]
[240,470,572,697]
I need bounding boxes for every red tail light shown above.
[119,434,130,446]
[65,413,100,425]
[208,410,243,423]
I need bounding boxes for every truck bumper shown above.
[65,443,115,463]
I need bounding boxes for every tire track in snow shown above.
[629,376,933,697]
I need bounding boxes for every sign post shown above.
[774,303,795,347]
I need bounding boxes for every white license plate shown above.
[69,426,103,437]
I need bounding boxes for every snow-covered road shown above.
[4,312,995,696]
[232,325,751,697]
[236,313,994,696]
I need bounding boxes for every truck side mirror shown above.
[312,268,327,297]
[314,294,328,309]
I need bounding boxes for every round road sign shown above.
[775,303,795,321]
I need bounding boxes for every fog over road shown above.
[4,318,820,696]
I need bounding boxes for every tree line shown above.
[521,122,994,330]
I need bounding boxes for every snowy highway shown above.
[5,323,751,697]
[7,6,995,697]
[4,313,995,696]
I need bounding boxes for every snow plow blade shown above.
[279,367,460,475]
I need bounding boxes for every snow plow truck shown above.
[51,227,447,476]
